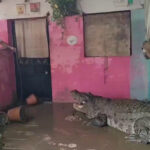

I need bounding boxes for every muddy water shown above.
[3,103,150,150]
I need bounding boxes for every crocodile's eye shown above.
[81,100,87,105]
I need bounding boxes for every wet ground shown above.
[3,103,150,150]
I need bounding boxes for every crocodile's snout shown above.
[70,90,78,98]
[73,103,84,111]
[71,90,89,114]
[71,90,84,102]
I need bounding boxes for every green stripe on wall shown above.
[128,0,133,5]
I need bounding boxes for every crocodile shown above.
[71,90,150,144]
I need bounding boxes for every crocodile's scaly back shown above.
[102,98,150,113]
[71,90,150,138]
[71,90,150,114]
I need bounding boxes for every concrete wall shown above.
[49,10,150,102]
[77,0,143,14]
[0,0,148,103]
[49,16,130,102]
[0,0,143,20]
[0,0,52,19]
[0,20,16,109]
[130,10,149,100]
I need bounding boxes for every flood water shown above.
[3,103,150,150]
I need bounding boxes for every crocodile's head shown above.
[142,41,150,59]
[71,90,100,119]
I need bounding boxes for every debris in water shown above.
[68,143,77,148]
[26,94,39,105]
[58,143,68,147]
[65,115,79,122]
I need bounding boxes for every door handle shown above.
[45,71,49,75]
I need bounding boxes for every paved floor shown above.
[3,103,150,150]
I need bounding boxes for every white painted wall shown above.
[145,0,150,40]
[0,0,144,20]
[0,0,52,19]
[77,0,144,14]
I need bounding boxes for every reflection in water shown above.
[3,103,150,150]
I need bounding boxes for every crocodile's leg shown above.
[126,117,150,144]
[73,110,107,127]
[91,114,107,127]
[72,110,87,120]
[134,117,150,144]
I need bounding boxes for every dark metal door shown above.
[13,18,52,102]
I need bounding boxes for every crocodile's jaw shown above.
[73,103,85,113]
[71,90,91,114]
[71,90,100,119]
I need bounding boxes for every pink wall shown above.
[0,20,16,109]
[49,16,130,102]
